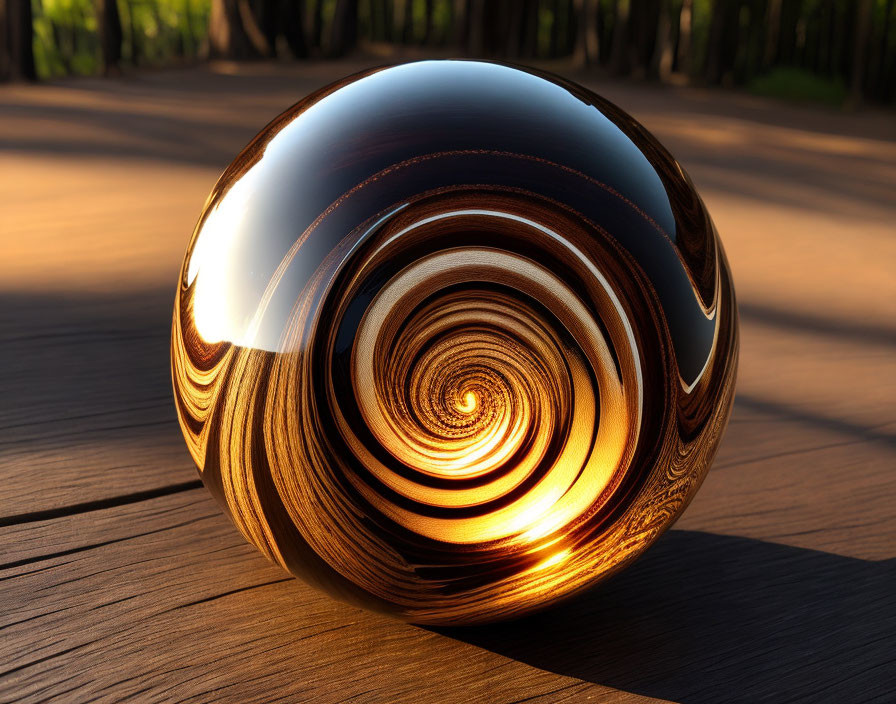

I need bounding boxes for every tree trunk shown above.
[573,0,586,65]
[585,0,600,66]
[402,0,415,43]
[481,0,508,57]
[650,0,672,80]
[629,0,651,74]
[520,0,539,59]
[209,0,259,59]
[505,0,525,57]
[778,0,799,66]
[5,0,35,81]
[452,0,468,50]
[236,0,275,56]
[549,0,563,58]
[762,0,782,69]
[573,0,599,67]
[610,0,630,74]
[327,0,358,56]
[281,0,307,58]
[824,0,836,74]
[675,0,692,74]
[0,0,8,80]
[815,0,834,75]
[848,0,873,106]
[98,0,123,74]
[126,0,139,65]
[466,0,485,56]
[392,0,410,43]
[256,0,280,56]
[367,0,381,42]
[705,0,736,85]
[877,0,894,98]
[422,0,434,45]
[311,0,324,52]
[562,0,576,57]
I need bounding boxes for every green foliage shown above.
[121,0,209,65]
[748,66,847,106]
[33,0,100,77]
[430,0,451,44]
[33,0,210,79]
[688,0,713,76]
[21,0,896,105]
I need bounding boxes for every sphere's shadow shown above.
[434,530,895,703]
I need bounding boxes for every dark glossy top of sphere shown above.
[185,60,717,387]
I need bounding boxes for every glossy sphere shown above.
[172,61,738,625]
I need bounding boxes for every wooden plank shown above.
[0,288,192,518]
[0,490,622,704]
[1,63,894,702]
[1,489,891,703]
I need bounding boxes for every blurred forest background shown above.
[1,0,894,105]
[1,0,895,698]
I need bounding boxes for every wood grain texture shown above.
[1,62,894,703]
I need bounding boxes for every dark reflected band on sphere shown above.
[171,60,738,625]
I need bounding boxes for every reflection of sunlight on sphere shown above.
[172,61,738,625]
[458,391,477,414]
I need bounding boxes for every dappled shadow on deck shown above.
[437,530,896,703]
[1,64,894,216]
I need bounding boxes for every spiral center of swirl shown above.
[347,243,637,545]
[366,286,566,481]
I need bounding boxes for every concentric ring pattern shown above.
[171,61,738,625]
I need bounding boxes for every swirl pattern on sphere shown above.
[171,61,738,624]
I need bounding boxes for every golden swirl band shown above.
[172,61,738,624]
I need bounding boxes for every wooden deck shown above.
[1,62,894,703]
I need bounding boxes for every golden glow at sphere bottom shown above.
[171,61,738,625]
